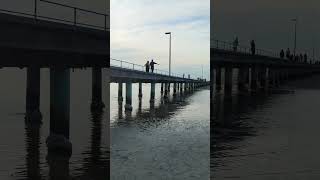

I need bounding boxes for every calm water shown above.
[212,70,320,179]
[110,83,210,180]
[0,68,109,180]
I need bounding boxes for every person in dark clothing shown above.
[286,48,291,59]
[145,61,150,72]
[304,53,308,63]
[280,49,285,59]
[233,37,239,52]
[250,40,256,55]
[150,59,158,73]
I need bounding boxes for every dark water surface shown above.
[0,68,109,180]
[110,83,210,180]
[212,73,320,179]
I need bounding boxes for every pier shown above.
[211,39,320,93]
[110,58,209,111]
[0,0,109,156]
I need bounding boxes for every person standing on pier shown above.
[280,49,285,59]
[250,40,256,55]
[286,48,291,59]
[150,59,158,73]
[233,37,239,52]
[145,61,150,72]
[304,53,308,63]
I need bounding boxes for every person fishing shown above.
[233,37,239,52]
[145,61,150,72]
[280,49,285,59]
[250,40,256,55]
[150,59,159,73]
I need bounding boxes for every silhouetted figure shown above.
[304,53,308,63]
[286,48,291,59]
[150,59,158,73]
[250,40,256,55]
[280,49,285,59]
[145,61,150,72]
[233,37,239,52]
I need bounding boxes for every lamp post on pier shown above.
[165,32,172,76]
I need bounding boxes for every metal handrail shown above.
[211,39,277,58]
[110,58,199,80]
[0,0,109,31]
[38,0,108,30]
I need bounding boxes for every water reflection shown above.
[114,91,194,129]
[78,111,109,180]
[24,122,42,180]
[212,92,274,169]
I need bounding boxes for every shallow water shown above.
[212,73,320,179]
[0,68,109,180]
[110,83,210,180]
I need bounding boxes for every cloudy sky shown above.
[111,0,210,80]
[212,0,320,60]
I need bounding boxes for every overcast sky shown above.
[212,0,320,60]
[111,0,210,80]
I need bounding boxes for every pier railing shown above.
[0,0,109,31]
[110,58,197,80]
[212,39,278,58]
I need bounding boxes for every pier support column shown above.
[138,83,143,98]
[168,83,171,92]
[216,68,222,91]
[224,67,233,93]
[161,83,164,94]
[180,83,183,93]
[25,66,42,122]
[118,83,123,101]
[125,83,133,111]
[47,67,72,156]
[251,66,258,91]
[184,82,188,92]
[173,83,177,96]
[238,67,249,91]
[150,82,155,102]
[91,67,105,111]
[164,83,169,99]
[259,67,268,90]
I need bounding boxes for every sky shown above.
[111,0,210,80]
[212,0,320,60]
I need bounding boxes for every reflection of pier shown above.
[111,59,209,112]
[116,88,203,124]
[20,111,108,179]
[0,1,109,155]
